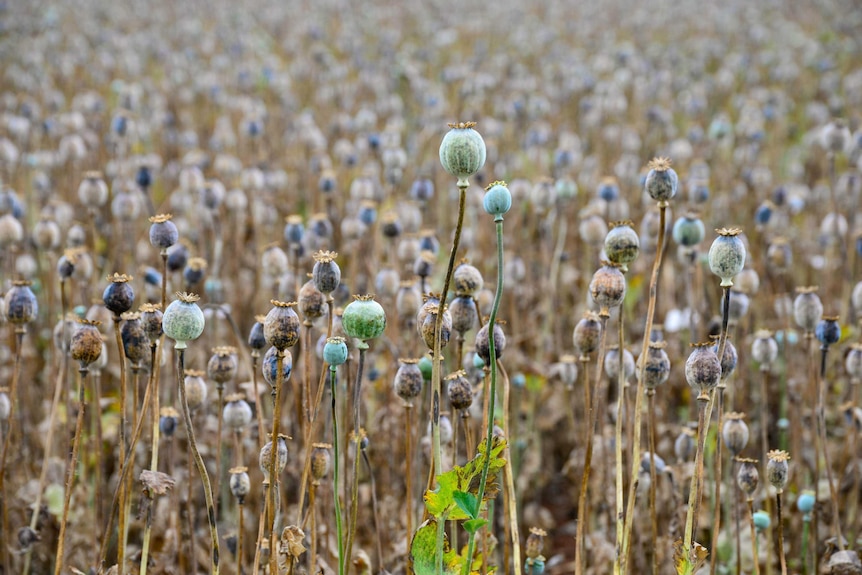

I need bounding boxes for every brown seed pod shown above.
[70,319,103,368]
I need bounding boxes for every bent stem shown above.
[462,216,505,575]
[432,181,468,571]
[55,366,89,575]
[178,348,220,575]
[621,201,668,571]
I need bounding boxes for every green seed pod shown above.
[483,181,512,218]
[708,228,746,287]
[604,221,640,272]
[736,457,760,500]
[70,319,103,368]
[685,342,721,399]
[722,412,749,457]
[264,300,301,351]
[162,292,205,350]
[439,122,486,185]
[342,295,386,344]
[766,450,790,492]
[323,337,349,367]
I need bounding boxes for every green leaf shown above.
[425,469,459,518]
[462,518,488,534]
[453,490,478,519]
[410,519,464,575]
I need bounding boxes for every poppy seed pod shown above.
[722,412,750,457]
[589,262,626,313]
[248,315,267,353]
[0,214,22,248]
[815,315,840,348]
[712,336,738,381]
[708,228,746,287]
[396,282,422,322]
[283,215,304,245]
[483,181,512,218]
[475,321,506,366]
[753,511,771,532]
[70,319,103,368]
[259,435,289,484]
[675,428,696,462]
[262,346,293,387]
[604,221,640,272]
[439,122,486,184]
[139,303,163,345]
[579,214,609,246]
[148,214,179,251]
[413,251,436,280]
[736,457,760,499]
[797,491,815,514]
[766,450,790,492]
[766,238,792,274]
[342,295,386,344]
[827,550,862,575]
[639,341,671,390]
[573,312,603,358]
[183,257,208,286]
[644,157,678,203]
[166,243,189,273]
[420,304,452,350]
[163,292,205,349]
[557,355,579,388]
[793,287,823,333]
[312,251,341,295]
[183,370,208,411]
[310,443,331,483]
[223,393,253,430]
[120,312,148,366]
[394,358,423,402]
[751,330,778,370]
[672,212,706,248]
[416,294,442,330]
[57,249,81,280]
[208,346,238,385]
[734,269,760,296]
[380,211,402,239]
[449,295,478,335]
[323,337,348,367]
[159,407,179,437]
[33,218,61,251]
[375,268,400,298]
[264,300,301,351]
[685,343,722,399]
[4,281,38,325]
[526,527,546,561]
[446,370,473,411]
[605,345,635,382]
[299,280,326,322]
[229,467,250,503]
[846,344,862,380]
[103,273,135,316]
[77,171,109,208]
[453,261,484,296]
[0,389,9,422]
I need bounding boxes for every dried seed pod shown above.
[475,321,506,366]
[639,341,671,391]
[604,221,640,272]
[604,345,635,382]
[675,428,695,462]
[33,218,61,251]
[140,303,163,345]
[712,336,738,381]
[102,273,136,317]
[223,393,253,430]
[183,370,208,411]
[375,268,400,299]
[396,282,422,322]
[413,250,436,280]
[446,371,473,411]
[148,214,179,250]
[299,280,326,322]
[4,281,38,325]
[453,261,484,296]
[312,251,341,295]
[248,315,267,353]
[827,550,862,575]
[751,330,778,370]
[310,443,331,483]
[78,171,108,207]
[722,413,750,457]
[71,319,103,368]
[0,388,10,422]
[589,262,626,313]
[557,355,579,388]
[727,291,749,323]
[183,257,208,286]
[259,435,289,484]
[573,312,602,358]
[159,407,179,437]
[846,344,862,380]
[420,304,452,350]
[264,300,301,350]
[793,287,823,333]
[766,450,790,492]
[394,358,423,403]
[262,346,293,387]
[121,312,148,366]
[685,343,722,399]
[708,228,746,287]
[229,467,250,503]
[644,157,678,202]
[449,295,478,335]
[525,527,546,560]
[736,457,760,499]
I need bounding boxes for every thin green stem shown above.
[345,346,367,569]
[331,368,345,575]
[462,217,505,575]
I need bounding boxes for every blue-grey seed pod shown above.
[449,295,478,335]
[708,228,746,287]
[207,346,238,385]
[4,281,38,325]
[644,157,678,202]
[675,428,695,462]
[793,287,823,333]
[766,450,790,492]
[685,343,722,399]
[815,316,840,348]
[259,435,289,484]
[264,300,301,350]
[712,337,738,381]
[722,412,749,457]
[120,312,148,366]
[248,315,267,352]
[736,457,760,499]
[751,330,778,370]
[148,214,179,250]
[102,273,135,316]
[262,346,293,387]
[605,345,635,382]
[639,341,671,390]
[846,344,862,380]
[229,466,250,503]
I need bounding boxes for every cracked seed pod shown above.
[644,157,678,202]
[163,292,205,349]
[475,320,506,366]
[312,251,341,295]
[722,413,749,457]
[766,450,790,492]
[685,343,722,399]
[183,370,208,411]
[639,341,671,391]
[604,221,640,272]
[449,295,478,335]
[229,467,250,504]
[751,330,778,370]
[299,280,326,322]
[793,287,823,333]
[310,443,331,483]
[259,435,289,485]
[736,457,760,499]
[589,262,626,312]
[708,228,746,287]
[420,304,451,350]
[149,214,179,250]
[223,393,253,430]
[264,300,301,351]
[71,319,103,368]
[262,346,293,388]
[573,312,602,358]
[453,261,484,296]
[394,358,423,403]
[446,371,473,411]
[439,122,486,184]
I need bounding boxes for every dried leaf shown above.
[139,469,175,496]
[281,525,306,558]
